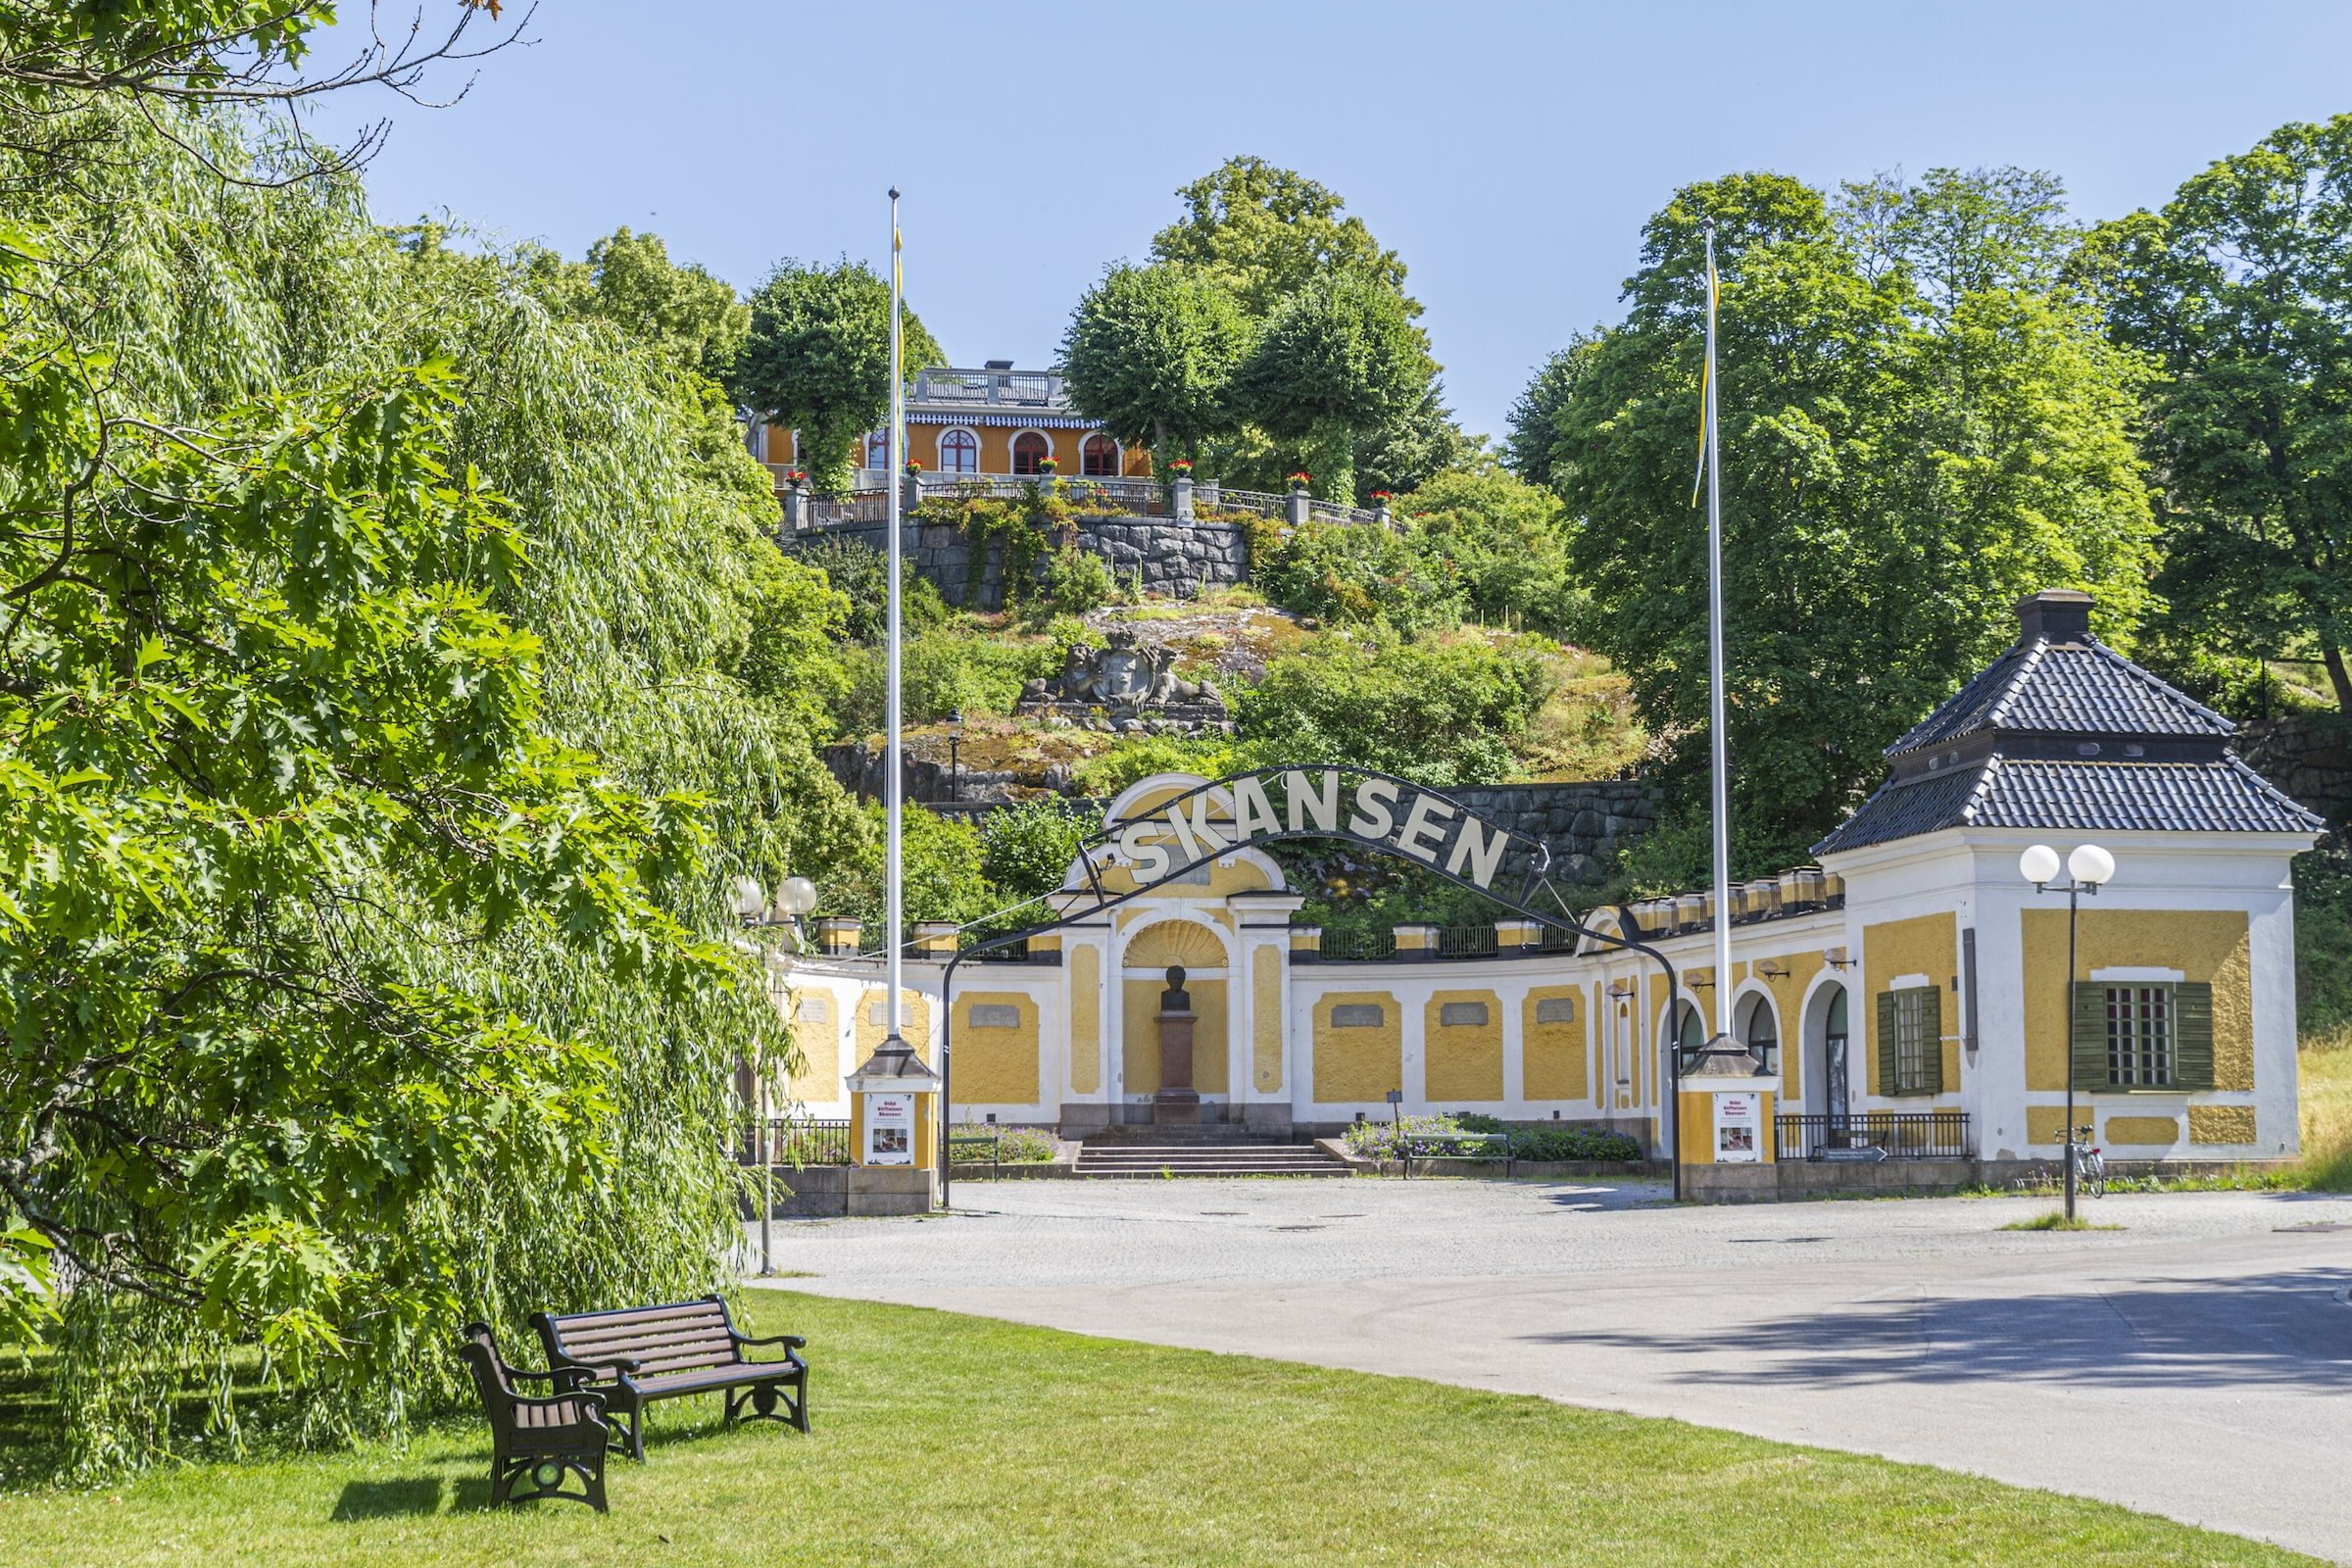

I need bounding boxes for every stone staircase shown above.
[1073,1133,1351,1179]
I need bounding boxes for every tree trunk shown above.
[2325,641,2352,714]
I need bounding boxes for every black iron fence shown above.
[742,1117,854,1167]
[1437,924,1498,958]
[1774,1111,1972,1161]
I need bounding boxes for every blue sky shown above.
[313,0,2352,441]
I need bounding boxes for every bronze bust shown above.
[1160,964,1191,1013]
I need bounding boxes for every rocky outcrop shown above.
[788,514,1250,611]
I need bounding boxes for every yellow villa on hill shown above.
[745,362,1152,492]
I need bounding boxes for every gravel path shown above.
[747,1179,2352,1561]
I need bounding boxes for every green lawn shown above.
[0,1291,2312,1567]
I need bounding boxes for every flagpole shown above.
[1702,219,1734,1048]
[884,187,906,1053]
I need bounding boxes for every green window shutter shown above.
[2070,982,2109,1092]
[1876,991,1897,1098]
[1919,987,1944,1095]
[2174,982,2215,1090]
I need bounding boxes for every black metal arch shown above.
[937,766,1695,1205]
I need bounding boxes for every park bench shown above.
[531,1294,808,1461]
[458,1322,611,1512]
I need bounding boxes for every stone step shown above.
[1074,1142,1349,1179]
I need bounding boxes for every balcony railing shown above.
[1774,1111,1971,1161]
[1319,929,1396,962]
[1436,924,1499,958]
[909,368,1065,408]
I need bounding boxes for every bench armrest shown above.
[550,1348,641,1382]
[729,1331,807,1350]
[507,1363,597,1393]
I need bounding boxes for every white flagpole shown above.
[1702,219,1734,1047]
[884,187,906,1050]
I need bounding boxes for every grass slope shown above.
[0,1293,2310,1567]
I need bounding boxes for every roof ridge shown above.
[1982,640,2045,732]
[1954,753,2002,825]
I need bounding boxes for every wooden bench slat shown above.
[542,1300,728,1331]
[551,1320,731,1354]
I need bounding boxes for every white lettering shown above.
[1394,793,1456,863]
[1285,768,1341,832]
[1348,777,1398,841]
[1232,776,1283,841]
[1118,821,1171,883]
[1445,816,1508,889]
[1163,793,1231,867]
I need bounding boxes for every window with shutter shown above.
[1888,987,1940,1096]
[1876,991,1897,1097]
[2070,981,2108,1091]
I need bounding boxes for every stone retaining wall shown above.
[786,514,1250,611]
[2239,713,2352,832]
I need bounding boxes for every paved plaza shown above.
[749,1178,2352,1562]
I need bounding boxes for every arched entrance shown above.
[1804,983,1851,1125]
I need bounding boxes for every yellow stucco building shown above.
[762,592,2323,1194]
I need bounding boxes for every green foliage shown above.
[1233,628,1557,788]
[837,629,1065,733]
[1070,733,1252,798]
[1351,381,1473,502]
[1395,466,1581,633]
[1060,262,1253,458]
[2294,853,2352,1039]
[827,805,990,928]
[530,226,750,381]
[786,536,949,642]
[1532,169,2156,872]
[1150,155,1411,318]
[1236,270,1437,504]
[1037,544,1123,617]
[1252,518,1456,632]
[977,798,1090,905]
[1503,337,1598,491]
[2081,114,2352,713]
[0,96,859,1474]
[733,258,945,492]
[948,1125,1060,1163]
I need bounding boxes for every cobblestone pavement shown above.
[747,1179,2352,1562]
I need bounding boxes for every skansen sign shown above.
[1107,768,1531,893]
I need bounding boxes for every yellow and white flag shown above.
[1691,241,1719,509]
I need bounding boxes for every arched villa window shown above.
[937,427,978,474]
[1011,431,1052,475]
[863,430,890,471]
[1081,432,1120,476]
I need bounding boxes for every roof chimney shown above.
[2016,588,2093,646]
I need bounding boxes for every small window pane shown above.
[1012,432,1052,474]
[2105,985,2174,1087]
[1331,1004,1385,1029]
[1535,997,1577,1024]
[1893,989,1934,1094]
[1439,1002,1490,1028]
[938,428,978,473]
[864,431,890,469]
[1082,432,1119,476]
[968,1004,1021,1030]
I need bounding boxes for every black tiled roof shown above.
[1814,754,2323,855]
[1887,638,2233,757]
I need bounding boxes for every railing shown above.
[968,938,1035,963]
[1194,484,1386,529]
[745,1117,854,1167]
[947,1128,1004,1177]
[808,491,890,527]
[910,368,1064,407]
[1318,929,1396,962]
[1437,924,1499,958]
[1774,1111,1971,1162]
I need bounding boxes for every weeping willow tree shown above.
[0,75,863,1471]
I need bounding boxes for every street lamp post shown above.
[945,710,963,803]
[2019,842,2116,1222]
[734,875,822,1274]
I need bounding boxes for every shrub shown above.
[950,1124,1060,1163]
[1038,542,1122,616]
[838,629,1064,731]
[1394,467,1583,636]
[1508,1126,1643,1162]
[791,535,948,640]
[979,797,1092,905]
[1233,626,1556,788]
[1254,518,1462,634]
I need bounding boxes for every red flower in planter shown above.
[1167,458,1194,472]
[1370,490,1393,501]
[1287,470,1312,485]
[1037,457,1059,471]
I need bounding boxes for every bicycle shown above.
[2068,1125,2108,1199]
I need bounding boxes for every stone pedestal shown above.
[1153,1005,1200,1126]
